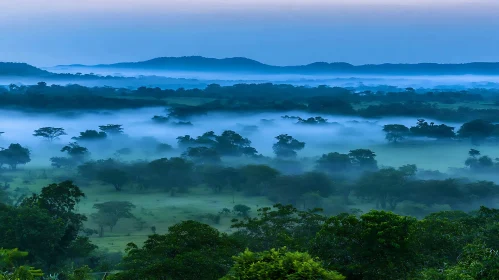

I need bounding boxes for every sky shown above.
[1,0,499,67]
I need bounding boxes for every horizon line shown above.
[47,56,499,69]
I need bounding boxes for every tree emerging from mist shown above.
[272,134,305,158]
[72,130,107,141]
[178,130,258,157]
[0,143,31,169]
[383,124,410,143]
[33,127,67,142]
[98,124,124,135]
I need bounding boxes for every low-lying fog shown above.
[45,66,499,89]
[0,76,209,90]
[0,107,482,171]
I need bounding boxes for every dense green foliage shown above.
[112,221,243,280]
[0,248,44,280]
[2,178,499,279]
[221,247,345,280]
[3,83,499,123]
[0,182,95,271]
[0,144,31,170]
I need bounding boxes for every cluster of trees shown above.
[151,115,193,126]
[12,125,310,171]
[133,83,490,105]
[176,130,307,161]
[73,154,345,207]
[6,199,499,279]
[1,144,499,279]
[50,143,90,169]
[4,123,499,214]
[296,116,331,125]
[229,204,499,280]
[22,125,122,169]
[317,149,378,174]
[64,145,499,214]
[111,216,347,280]
[0,144,31,170]
[282,115,333,125]
[0,182,96,274]
[73,156,335,208]
[177,130,258,160]
[2,126,308,173]
[33,124,124,143]
[383,118,499,144]
[5,189,499,279]
[464,149,499,172]
[357,168,498,211]
[5,82,499,121]
[165,96,499,122]
[1,83,164,110]
[6,121,499,213]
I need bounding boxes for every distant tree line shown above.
[0,83,165,110]
[3,83,499,122]
[383,118,499,145]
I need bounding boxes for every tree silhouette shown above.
[383,124,409,143]
[0,143,31,169]
[272,134,305,158]
[33,127,66,141]
[91,201,135,237]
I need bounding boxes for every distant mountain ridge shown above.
[0,62,51,76]
[3,58,499,78]
[0,62,210,89]
[58,56,499,75]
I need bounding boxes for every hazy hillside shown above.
[59,56,499,75]
[0,62,51,76]
[0,62,209,89]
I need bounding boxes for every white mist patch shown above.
[0,107,465,170]
[44,67,499,89]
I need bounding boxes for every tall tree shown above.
[91,201,135,237]
[214,130,256,156]
[231,204,326,252]
[272,134,305,158]
[182,147,221,165]
[113,221,243,280]
[316,152,352,174]
[96,168,129,192]
[458,119,495,145]
[147,157,194,193]
[61,142,89,163]
[383,124,410,143]
[0,143,31,169]
[348,149,378,171]
[33,127,66,141]
[355,168,408,210]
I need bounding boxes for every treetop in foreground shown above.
[221,247,345,280]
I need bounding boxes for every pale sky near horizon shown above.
[1,0,498,67]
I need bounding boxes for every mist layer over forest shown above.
[0,107,474,170]
[47,65,499,89]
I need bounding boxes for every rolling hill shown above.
[59,56,499,75]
